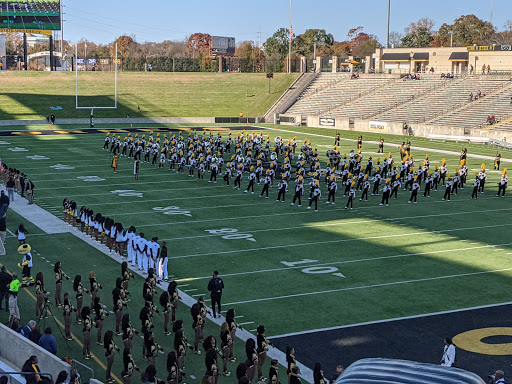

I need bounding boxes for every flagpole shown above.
[289,0,292,73]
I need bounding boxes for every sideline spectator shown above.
[26,178,35,205]
[29,325,42,345]
[6,177,15,202]
[0,376,8,384]
[0,266,11,309]
[39,327,58,355]
[20,320,36,338]
[313,362,327,384]
[55,371,68,384]
[440,337,456,367]
[490,370,505,383]
[330,365,344,382]
[21,356,51,384]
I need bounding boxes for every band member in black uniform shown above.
[63,292,76,340]
[82,306,92,359]
[256,325,271,382]
[122,313,138,350]
[379,181,390,206]
[191,303,204,354]
[104,330,120,383]
[167,281,180,323]
[495,153,501,170]
[378,138,384,153]
[334,132,340,147]
[73,275,88,324]
[94,296,109,345]
[268,359,280,384]
[220,322,232,376]
[121,348,139,384]
[260,171,271,199]
[54,262,70,308]
[471,175,480,199]
[167,352,184,384]
[113,278,125,335]
[245,338,258,383]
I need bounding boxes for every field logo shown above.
[453,327,512,356]
[26,155,49,160]
[8,147,28,152]
[50,164,75,170]
[153,206,192,217]
[281,259,345,278]
[77,176,105,182]
[111,190,143,198]
[205,228,256,242]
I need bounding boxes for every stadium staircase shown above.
[262,73,318,123]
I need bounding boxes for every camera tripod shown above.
[36,297,71,349]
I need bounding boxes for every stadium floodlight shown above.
[75,43,118,110]
[386,0,391,49]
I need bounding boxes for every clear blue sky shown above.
[62,0,510,45]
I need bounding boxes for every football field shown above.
[1,124,511,381]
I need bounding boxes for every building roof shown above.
[449,52,469,61]
[381,53,411,61]
[412,52,429,61]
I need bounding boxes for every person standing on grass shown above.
[0,266,11,311]
[62,293,75,341]
[497,169,508,197]
[207,271,224,318]
[471,175,480,199]
[112,155,118,174]
[256,325,271,382]
[6,177,15,202]
[158,242,168,282]
[73,275,88,324]
[54,262,70,307]
[442,177,453,201]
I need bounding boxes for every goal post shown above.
[75,43,118,110]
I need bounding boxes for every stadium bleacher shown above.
[283,73,512,131]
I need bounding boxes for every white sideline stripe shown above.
[183,289,198,292]
[192,294,206,297]
[36,185,227,199]
[224,267,512,307]
[158,208,512,241]
[268,301,512,339]
[169,224,512,260]
[256,126,512,163]
[1,186,314,382]
[175,243,511,281]
[239,322,254,326]
[235,315,244,319]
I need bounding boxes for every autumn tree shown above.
[111,35,136,61]
[185,33,211,58]
[346,27,380,58]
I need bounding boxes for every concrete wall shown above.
[302,115,512,142]
[0,323,71,383]
[0,117,216,127]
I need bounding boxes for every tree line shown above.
[5,14,512,72]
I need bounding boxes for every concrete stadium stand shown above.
[0,323,71,384]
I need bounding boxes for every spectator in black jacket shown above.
[0,266,11,309]
[28,325,42,345]
[207,271,224,318]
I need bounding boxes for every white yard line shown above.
[169,224,512,260]
[36,185,227,199]
[224,267,512,307]
[158,207,512,242]
[255,126,512,163]
[174,243,511,281]
[36,179,199,190]
[269,301,512,339]
[0,187,314,382]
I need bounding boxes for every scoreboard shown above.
[0,0,61,33]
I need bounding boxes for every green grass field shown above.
[0,125,511,382]
[0,72,297,120]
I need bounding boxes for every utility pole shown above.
[386,0,391,48]
[490,0,494,24]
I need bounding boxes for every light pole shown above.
[288,0,292,73]
[490,0,494,24]
[386,0,391,48]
